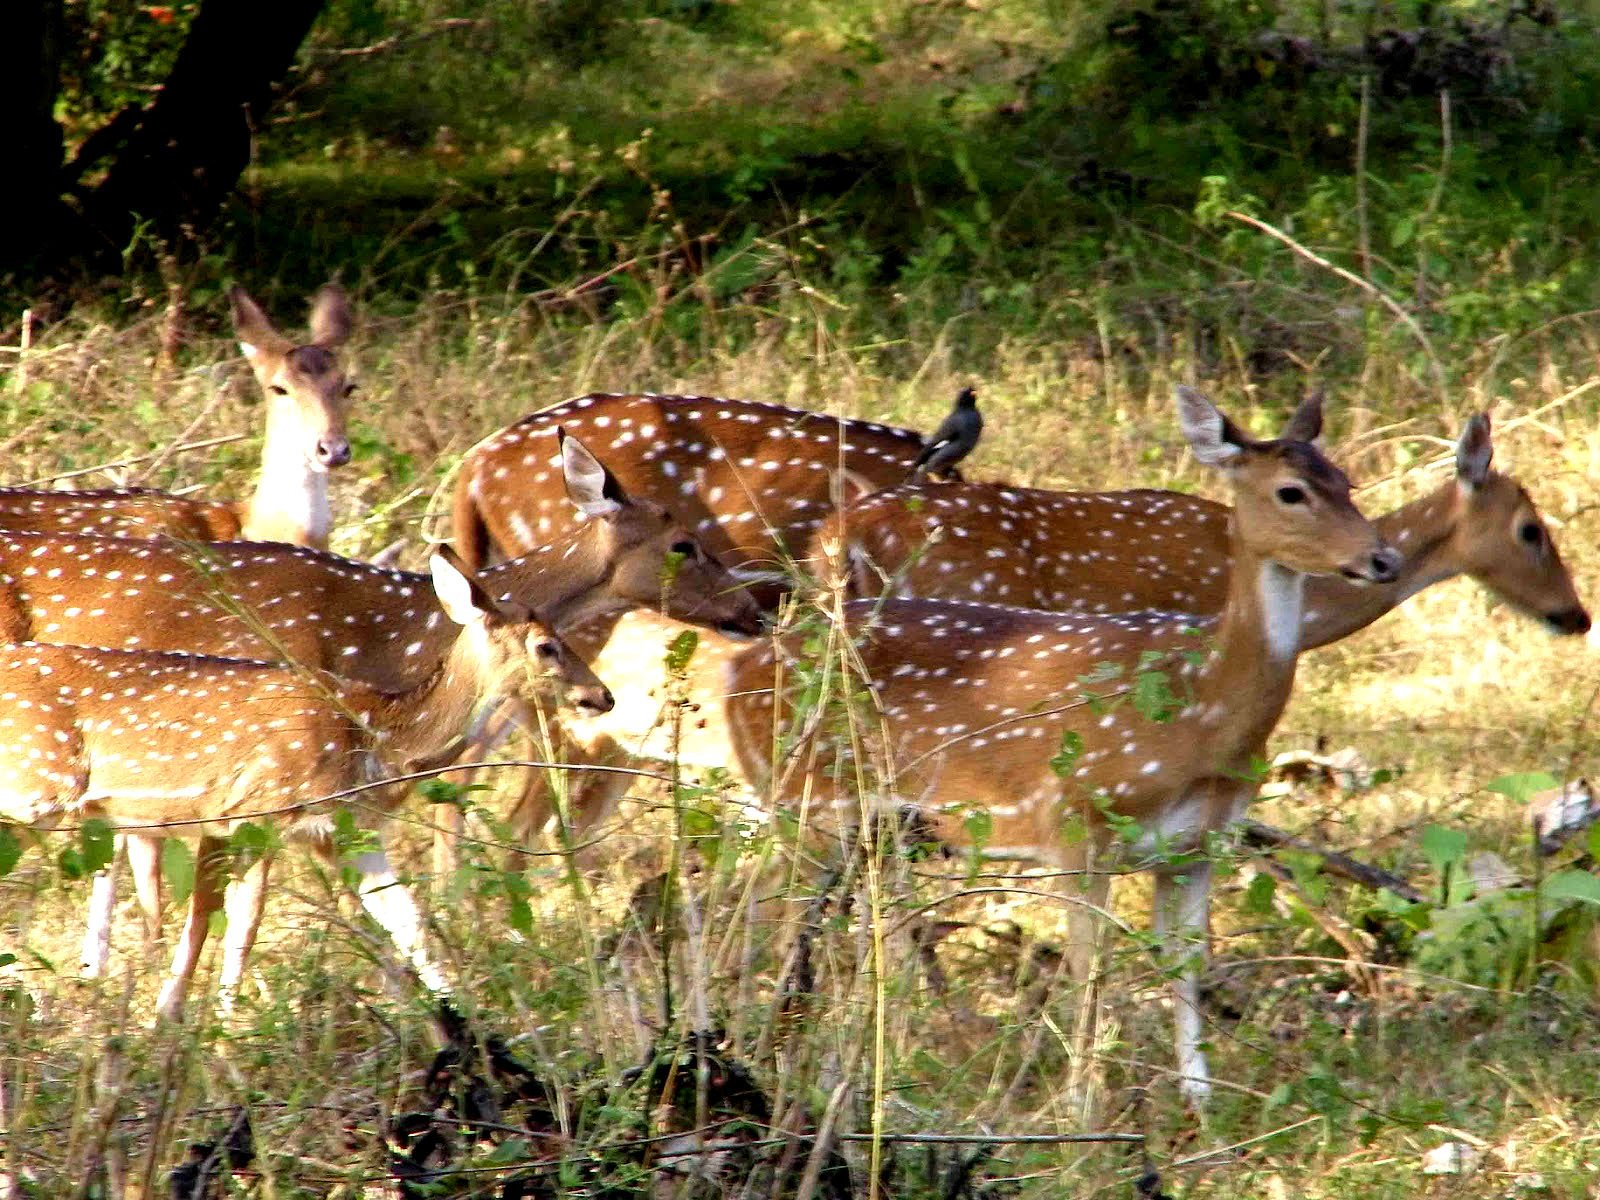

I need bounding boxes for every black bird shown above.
[908,386,982,481]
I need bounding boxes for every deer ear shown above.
[1455,413,1493,487]
[430,547,492,626]
[1175,385,1245,467]
[228,286,290,362]
[308,283,353,349]
[1281,386,1324,443]
[562,432,624,519]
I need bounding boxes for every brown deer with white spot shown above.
[0,551,612,1020]
[0,284,357,547]
[730,385,1403,1102]
[453,393,941,602]
[810,412,1590,643]
[527,387,1399,1103]
[58,433,757,976]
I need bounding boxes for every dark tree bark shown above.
[75,0,327,263]
[5,0,326,282]
[3,0,75,275]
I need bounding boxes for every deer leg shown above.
[349,838,449,997]
[80,840,123,978]
[153,836,229,1022]
[431,694,526,884]
[125,833,165,944]
[216,851,273,1017]
[84,833,167,978]
[1062,848,1112,1115]
[1153,858,1214,1105]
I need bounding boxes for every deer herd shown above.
[0,285,1590,1106]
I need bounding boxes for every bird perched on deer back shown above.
[908,386,982,481]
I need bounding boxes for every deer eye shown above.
[670,540,697,558]
[535,640,561,662]
[1275,485,1306,505]
[1519,521,1543,547]
[343,382,358,397]
[269,384,289,397]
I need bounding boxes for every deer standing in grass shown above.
[0,551,612,1020]
[59,433,758,975]
[0,284,357,546]
[0,284,361,966]
[518,407,1589,865]
[810,412,1590,641]
[528,387,1399,1101]
[454,393,943,601]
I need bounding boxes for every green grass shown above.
[0,282,1596,1195]
[5,0,1600,1193]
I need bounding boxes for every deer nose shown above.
[575,684,615,715]
[1368,546,1401,584]
[316,437,351,468]
[1547,606,1591,635]
[1342,545,1400,585]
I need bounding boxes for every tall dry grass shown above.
[0,281,1596,1197]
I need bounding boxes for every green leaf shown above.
[1420,825,1469,875]
[1485,772,1559,805]
[1049,731,1084,779]
[508,897,533,938]
[963,809,993,847]
[1244,871,1277,915]
[229,821,273,861]
[1589,822,1600,861]
[0,827,21,877]
[1541,870,1600,906]
[1131,667,1181,723]
[417,779,468,806]
[80,819,115,876]
[58,846,86,881]
[1077,662,1123,687]
[681,804,719,840]
[485,1137,532,1165]
[665,629,700,674]
[0,953,15,969]
[162,839,196,906]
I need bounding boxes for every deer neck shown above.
[482,522,616,632]
[1187,538,1305,760]
[1299,482,1456,649]
[242,405,330,548]
[356,623,507,771]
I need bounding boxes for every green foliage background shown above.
[50,0,1600,394]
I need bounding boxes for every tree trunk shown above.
[74,0,327,265]
[3,0,74,275]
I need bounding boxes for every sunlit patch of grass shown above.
[1,274,1596,1195]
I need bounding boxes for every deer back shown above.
[454,393,933,590]
[0,487,244,541]
[814,481,1231,612]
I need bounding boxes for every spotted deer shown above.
[0,550,611,1019]
[521,405,1589,842]
[0,284,357,546]
[518,387,1399,1102]
[811,412,1590,643]
[454,393,939,602]
[65,432,758,976]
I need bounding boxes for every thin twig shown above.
[1416,90,1452,308]
[19,434,246,487]
[836,1131,1142,1146]
[1225,210,1448,403]
[301,18,485,63]
[1355,75,1371,282]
